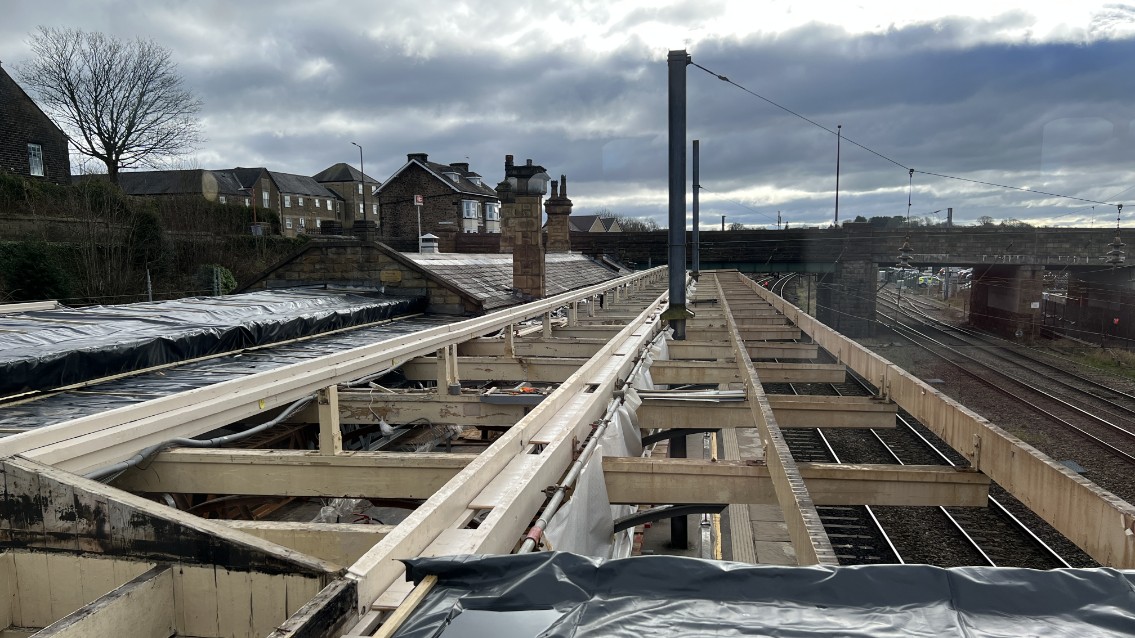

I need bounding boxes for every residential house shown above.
[312,162,381,227]
[110,169,248,203]
[375,153,501,245]
[568,215,621,233]
[103,166,345,238]
[226,168,344,237]
[0,61,71,185]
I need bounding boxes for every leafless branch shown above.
[18,26,204,184]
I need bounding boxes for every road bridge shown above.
[2,267,1133,637]
[566,225,1133,340]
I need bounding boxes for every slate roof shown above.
[401,253,621,309]
[312,162,380,185]
[267,171,339,198]
[377,156,499,199]
[567,215,619,232]
[104,170,246,197]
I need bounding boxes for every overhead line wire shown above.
[689,61,1119,208]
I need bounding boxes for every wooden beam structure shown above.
[10,263,1135,638]
[637,395,896,429]
[113,449,477,499]
[603,458,990,507]
[745,271,1135,568]
[710,272,837,564]
[1,267,666,476]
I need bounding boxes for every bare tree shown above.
[19,27,203,184]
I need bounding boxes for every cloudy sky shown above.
[4,1,1135,229]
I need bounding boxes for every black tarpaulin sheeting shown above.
[0,288,425,396]
[397,553,1135,637]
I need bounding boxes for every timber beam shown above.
[710,272,836,565]
[742,271,1135,567]
[217,521,394,568]
[457,338,607,358]
[638,396,896,429]
[112,449,478,499]
[603,458,990,507]
[294,390,530,427]
[648,360,846,385]
[398,355,587,384]
[108,449,986,510]
[2,267,665,476]
[686,327,803,341]
[669,341,820,361]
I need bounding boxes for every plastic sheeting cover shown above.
[0,288,424,395]
[397,552,1135,637]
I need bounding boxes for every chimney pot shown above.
[550,180,559,199]
[505,154,514,168]
[526,159,533,166]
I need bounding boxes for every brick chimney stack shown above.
[544,173,573,253]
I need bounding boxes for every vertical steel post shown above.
[692,139,700,278]
[834,125,841,226]
[664,49,690,341]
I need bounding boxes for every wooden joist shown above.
[743,271,1135,567]
[602,458,990,507]
[668,340,820,361]
[112,449,478,499]
[637,395,897,429]
[3,267,664,476]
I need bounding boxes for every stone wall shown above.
[256,240,474,314]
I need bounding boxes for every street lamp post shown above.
[351,142,366,223]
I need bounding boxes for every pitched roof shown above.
[401,253,621,309]
[110,169,246,197]
[568,215,600,232]
[266,171,339,198]
[312,162,380,185]
[377,155,499,199]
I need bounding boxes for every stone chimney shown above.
[449,162,469,173]
[544,174,573,252]
[496,154,549,298]
[407,152,429,163]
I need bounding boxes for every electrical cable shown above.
[689,60,1121,208]
[83,394,315,482]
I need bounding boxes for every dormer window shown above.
[443,172,460,183]
[469,177,481,186]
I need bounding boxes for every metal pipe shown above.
[692,139,700,278]
[517,337,658,553]
[665,49,690,340]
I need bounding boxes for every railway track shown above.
[771,373,1075,569]
[877,291,1135,466]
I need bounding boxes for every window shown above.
[372,203,378,217]
[284,195,292,208]
[357,184,363,194]
[244,198,250,207]
[285,218,293,229]
[298,196,304,207]
[359,203,364,214]
[316,218,321,228]
[328,199,334,209]
[315,199,321,209]
[484,203,500,221]
[27,144,43,177]
[462,200,480,219]
[299,217,306,228]
[219,196,227,204]
[263,191,270,208]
